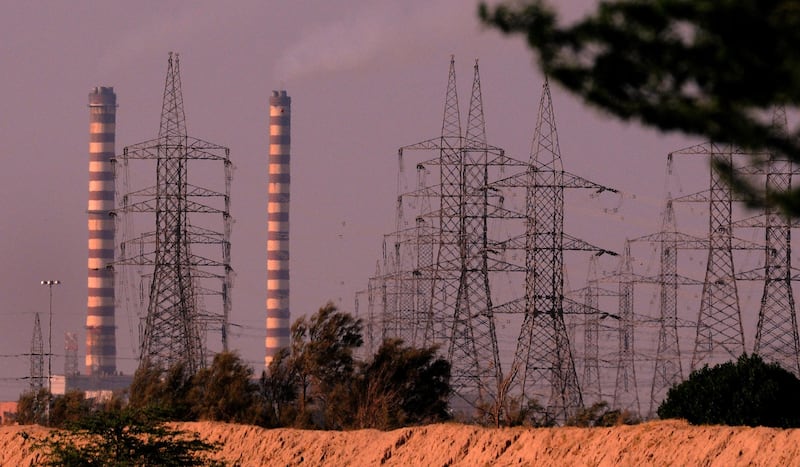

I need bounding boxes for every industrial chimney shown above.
[266,90,291,368]
[86,86,117,375]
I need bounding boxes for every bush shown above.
[129,360,193,420]
[658,354,800,427]
[16,389,48,425]
[353,338,451,429]
[48,390,93,428]
[35,406,221,466]
[259,303,452,430]
[258,348,299,427]
[284,303,363,429]
[188,351,261,424]
[566,401,640,427]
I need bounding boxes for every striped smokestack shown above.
[266,90,291,368]
[86,86,117,375]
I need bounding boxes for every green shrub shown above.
[129,360,193,420]
[658,354,800,427]
[188,351,261,424]
[36,406,221,466]
[566,401,641,427]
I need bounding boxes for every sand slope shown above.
[3,420,800,466]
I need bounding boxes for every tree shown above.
[658,354,800,427]
[258,348,299,427]
[263,303,453,430]
[479,0,800,215]
[287,302,363,429]
[36,406,221,466]
[353,338,451,429]
[128,360,193,420]
[48,390,93,428]
[255,302,457,430]
[188,351,260,424]
[16,388,49,425]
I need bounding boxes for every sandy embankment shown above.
[2,420,800,466]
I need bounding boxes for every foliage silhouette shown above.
[129,359,193,420]
[15,389,48,425]
[284,302,363,429]
[259,303,452,430]
[36,406,221,466]
[188,351,261,424]
[479,0,800,216]
[353,338,451,429]
[658,354,800,427]
[566,401,641,427]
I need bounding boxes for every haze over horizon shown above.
[0,1,779,402]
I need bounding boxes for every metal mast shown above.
[389,58,506,411]
[633,196,705,415]
[647,199,684,415]
[363,60,622,423]
[30,313,44,394]
[440,58,501,408]
[430,57,466,379]
[117,53,232,375]
[671,143,747,370]
[613,240,640,414]
[513,79,616,421]
[653,199,682,405]
[29,312,45,424]
[376,129,438,350]
[448,58,502,410]
[581,256,602,405]
[64,332,79,376]
[741,107,800,374]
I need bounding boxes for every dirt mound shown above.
[3,420,800,466]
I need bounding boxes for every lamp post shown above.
[40,280,60,414]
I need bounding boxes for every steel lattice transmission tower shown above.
[395,58,505,409]
[64,332,79,376]
[364,60,619,421]
[671,143,750,370]
[30,313,45,394]
[29,312,45,423]
[612,240,640,415]
[374,158,437,351]
[737,107,800,375]
[574,256,621,409]
[116,53,232,375]
[512,79,616,422]
[754,107,800,374]
[650,199,683,411]
[580,256,605,406]
[633,196,705,415]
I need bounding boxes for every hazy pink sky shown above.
[0,1,775,401]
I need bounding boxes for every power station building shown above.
[265,90,291,368]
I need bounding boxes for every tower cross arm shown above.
[668,142,757,158]
[673,188,751,203]
[730,236,765,250]
[490,234,525,251]
[630,231,708,249]
[491,297,525,314]
[562,233,617,255]
[733,213,800,228]
[563,296,619,319]
[635,273,704,286]
[561,171,618,193]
